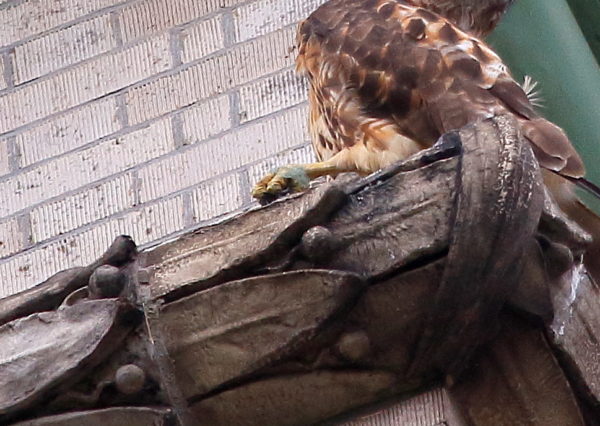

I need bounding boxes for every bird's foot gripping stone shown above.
[252,165,311,204]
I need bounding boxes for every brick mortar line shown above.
[115,92,130,127]
[171,112,186,149]
[109,9,124,47]
[0,0,298,92]
[0,189,228,266]
[5,135,20,171]
[0,142,311,263]
[0,0,262,53]
[229,90,242,127]
[182,192,195,227]
[0,188,191,264]
[221,10,236,48]
[0,0,28,11]
[1,49,13,88]
[0,24,173,95]
[0,100,309,228]
[238,169,253,206]
[0,64,300,180]
[168,28,183,68]
[0,0,130,52]
[3,19,296,100]
[0,23,299,138]
[16,212,32,250]
[131,169,142,206]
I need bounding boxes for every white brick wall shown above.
[0,217,25,258]
[0,0,327,298]
[0,0,124,47]
[233,0,322,42]
[117,0,243,43]
[0,57,7,90]
[0,33,172,134]
[12,13,117,84]
[16,96,122,167]
[125,26,296,125]
[0,138,10,176]
[180,16,224,64]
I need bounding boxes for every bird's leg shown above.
[251,161,345,202]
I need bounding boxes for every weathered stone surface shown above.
[538,189,591,257]
[159,270,364,397]
[507,239,554,321]
[411,116,544,378]
[2,118,597,426]
[190,371,396,426]
[0,236,137,327]
[450,315,584,426]
[335,330,371,362]
[0,299,139,419]
[347,259,445,372]
[549,263,600,409]
[144,185,347,301]
[324,158,456,278]
[115,364,146,395]
[145,139,461,303]
[11,407,173,426]
[0,268,84,327]
[88,265,127,299]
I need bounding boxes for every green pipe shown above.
[566,0,600,64]
[488,0,600,209]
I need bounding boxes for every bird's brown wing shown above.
[297,0,585,177]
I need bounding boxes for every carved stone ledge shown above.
[1,116,599,425]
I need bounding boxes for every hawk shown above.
[251,0,600,274]
[252,0,587,198]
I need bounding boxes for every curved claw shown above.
[252,166,310,202]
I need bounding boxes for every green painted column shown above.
[487,0,600,208]
[566,0,600,63]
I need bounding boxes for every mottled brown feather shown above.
[296,0,584,177]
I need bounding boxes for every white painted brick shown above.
[0,0,324,300]
[248,143,314,185]
[118,0,243,44]
[0,138,9,176]
[180,15,224,64]
[31,173,135,243]
[126,26,295,125]
[13,14,117,84]
[137,152,189,204]
[0,117,174,217]
[191,173,243,222]
[0,239,74,298]
[0,33,171,135]
[227,26,296,87]
[0,196,184,298]
[0,0,124,48]
[233,0,324,42]
[16,95,121,167]
[180,95,231,145]
[239,67,307,123]
[0,217,24,258]
[72,196,185,264]
[138,105,307,202]
[0,58,6,90]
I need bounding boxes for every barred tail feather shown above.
[521,118,586,178]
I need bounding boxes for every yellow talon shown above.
[251,166,310,202]
[251,161,345,203]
